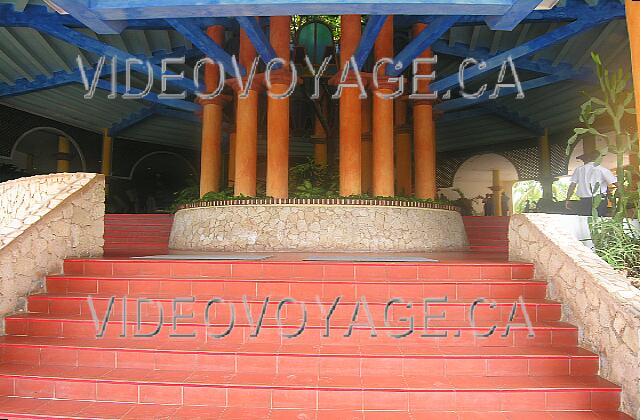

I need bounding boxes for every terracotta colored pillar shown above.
[313,114,328,165]
[339,14,362,196]
[200,25,225,197]
[266,16,291,198]
[539,128,553,201]
[101,128,112,177]
[372,17,394,197]
[361,95,372,194]
[413,101,436,199]
[626,0,640,173]
[413,23,437,199]
[234,20,259,197]
[492,169,503,217]
[56,135,71,173]
[394,97,412,195]
[100,129,112,193]
[200,103,223,195]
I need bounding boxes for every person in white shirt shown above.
[565,150,617,216]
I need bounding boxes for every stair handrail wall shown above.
[0,173,104,332]
[509,213,640,418]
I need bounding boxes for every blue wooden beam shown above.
[431,13,616,93]
[484,0,540,31]
[0,47,202,97]
[388,16,460,77]
[0,5,233,30]
[353,15,388,69]
[28,22,198,93]
[436,72,572,112]
[430,40,596,83]
[236,16,277,63]
[109,105,157,136]
[47,0,126,34]
[167,18,243,77]
[395,0,624,27]
[81,0,513,20]
[0,4,81,26]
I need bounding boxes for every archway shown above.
[128,152,197,213]
[441,153,518,215]
[10,127,86,175]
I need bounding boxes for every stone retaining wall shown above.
[0,173,105,331]
[170,205,468,252]
[509,213,640,418]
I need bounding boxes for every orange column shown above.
[234,20,259,197]
[56,136,71,173]
[200,26,225,197]
[313,114,328,165]
[372,17,394,197]
[266,16,291,198]
[413,23,437,199]
[361,95,372,194]
[626,0,640,174]
[492,169,503,216]
[394,97,412,195]
[339,14,362,196]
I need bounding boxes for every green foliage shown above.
[294,180,328,198]
[201,190,235,201]
[452,188,466,199]
[289,158,338,198]
[571,53,639,218]
[590,218,640,277]
[169,184,199,212]
[567,53,638,220]
[171,158,454,210]
[513,181,542,213]
[567,53,640,281]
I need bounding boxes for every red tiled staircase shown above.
[0,257,631,419]
[103,214,173,257]
[464,216,510,253]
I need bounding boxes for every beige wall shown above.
[0,173,105,331]
[510,214,640,418]
[171,205,468,252]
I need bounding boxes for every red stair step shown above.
[0,336,599,376]
[46,276,547,301]
[61,260,535,281]
[0,253,630,418]
[0,363,622,410]
[3,313,579,347]
[27,294,562,323]
[0,397,632,420]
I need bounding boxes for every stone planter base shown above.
[169,204,468,252]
